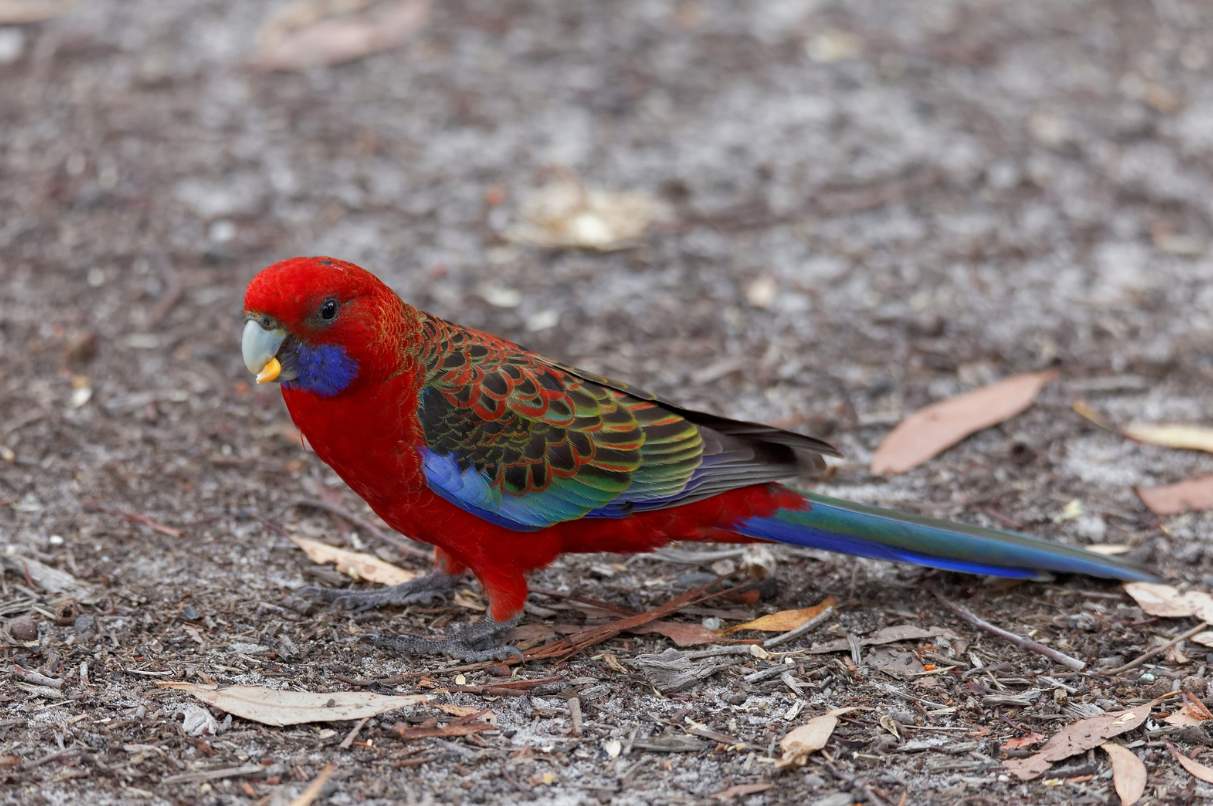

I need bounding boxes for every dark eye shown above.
[319,299,338,321]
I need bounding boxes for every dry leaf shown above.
[254,0,430,71]
[1123,423,1213,454]
[159,682,431,727]
[1163,693,1213,727]
[871,371,1057,474]
[776,708,856,768]
[506,177,668,252]
[722,597,836,635]
[1101,743,1146,806]
[0,0,70,24]
[808,624,960,654]
[291,536,418,585]
[1170,744,1213,784]
[1192,631,1213,648]
[629,620,721,647]
[1122,582,1213,622]
[1136,475,1213,516]
[1003,701,1154,781]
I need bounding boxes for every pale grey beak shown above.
[242,319,286,383]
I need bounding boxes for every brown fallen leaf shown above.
[722,596,837,635]
[1163,693,1213,727]
[808,624,960,654]
[776,707,857,768]
[291,536,418,586]
[1122,582,1213,622]
[1169,743,1213,784]
[871,371,1057,474]
[1003,701,1155,781]
[158,682,431,727]
[253,0,430,72]
[1192,631,1213,649]
[629,620,721,647]
[1136,475,1213,516]
[1101,743,1146,806]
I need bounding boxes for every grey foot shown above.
[368,615,523,662]
[302,570,458,613]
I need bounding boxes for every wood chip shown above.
[290,536,418,586]
[722,597,836,634]
[1136,475,1213,516]
[158,682,431,727]
[712,782,774,801]
[1003,701,1154,781]
[1101,743,1146,806]
[871,370,1056,474]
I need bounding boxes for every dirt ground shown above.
[3,0,1213,803]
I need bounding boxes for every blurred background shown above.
[2,0,1213,799]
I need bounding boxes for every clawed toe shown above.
[298,571,457,613]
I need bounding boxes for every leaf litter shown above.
[871,370,1057,474]
[159,682,432,727]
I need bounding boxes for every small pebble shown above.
[8,615,37,642]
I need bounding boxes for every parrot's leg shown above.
[367,615,523,662]
[301,570,459,613]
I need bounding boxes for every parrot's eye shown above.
[319,298,339,321]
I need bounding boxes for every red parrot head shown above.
[242,256,406,397]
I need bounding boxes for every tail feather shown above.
[736,490,1155,582]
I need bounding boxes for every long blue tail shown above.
[736,490,1155,582]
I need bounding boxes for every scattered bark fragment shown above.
[1100,743,1146,806]
[871,371,1057,474]
[1003,701,1155,781]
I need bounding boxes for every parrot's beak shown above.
[242,319,287,384]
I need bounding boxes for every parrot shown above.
[241,256,1154,660]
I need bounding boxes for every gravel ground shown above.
[3,1,1213,803]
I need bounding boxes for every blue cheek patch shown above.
[284,343,359,397]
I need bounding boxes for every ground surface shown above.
[3,1,1213,803]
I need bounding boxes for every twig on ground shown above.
[338,717,371,749]
[1104,622,1209,676]
[289,762,336,806]
[933,593,1086,672]
[83,500,183,538]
